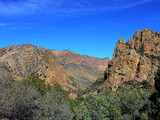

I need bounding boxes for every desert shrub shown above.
[0,74,72,120]
[0,79,39,120]
[34,92,72,120]
[90,78,106,92]
[74,93,109,120]
[141,80,152,89]
[124,80,141,89]
[69,99,83,112]
[155,42,159,46]
[108,105,123,120]
[137,50,144,56]
[101,87,148,120]
[23,72,51,95]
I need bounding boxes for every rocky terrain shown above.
[0,44,77,91]
[0,44,109,91]
[52,50,109,90]
[1,28,159,93]
[97,28,160,91]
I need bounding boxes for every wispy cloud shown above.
[0,23,12,26]
[111,0,152,9]
[0,0,153,16]
[0,0,51,15]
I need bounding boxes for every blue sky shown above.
[0,0,160,59]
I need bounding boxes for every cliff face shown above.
[128,29,160,56]
[52,50,110,90]
[0,44,77,91]
[98,29,160,90]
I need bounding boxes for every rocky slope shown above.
[0,44,77,91]
[52,50,110,90]
[0,44,109,91]
[97,28,160,91]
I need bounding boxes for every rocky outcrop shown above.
[128,28,160,56]
[98,29,160,91]
[69,93,78,100]
[0,44,77,91]
[52,50,110,90]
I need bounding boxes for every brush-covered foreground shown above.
[0,69,160,120]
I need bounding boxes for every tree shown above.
[102,87,146,120]
[74,93,109,120]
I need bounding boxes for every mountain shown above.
[97,28,160,91]
[0,44,109,91]
[0,44,77,91]
[52,50,110,90]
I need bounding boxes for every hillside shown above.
[52,50,109,90]
[0,44,77,91]
[0,44,109,91]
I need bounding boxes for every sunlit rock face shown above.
[0,44,77,91]
[98,29,160,91]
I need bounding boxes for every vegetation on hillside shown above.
[0,70,159,120]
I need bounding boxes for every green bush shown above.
[108,105,122,120]
[155,43,159,46]
[142,81,152,89]
[101,87,148,120]
[24,73,51,95]
[74,93,109,120]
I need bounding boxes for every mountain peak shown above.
[20,43,35,47]
[98,28,160,91]
[118,38,126,44]
[142,28,151,32]
[128,28,160,56]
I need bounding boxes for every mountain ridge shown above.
[0,44,77,91]
[0,43,109,91]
